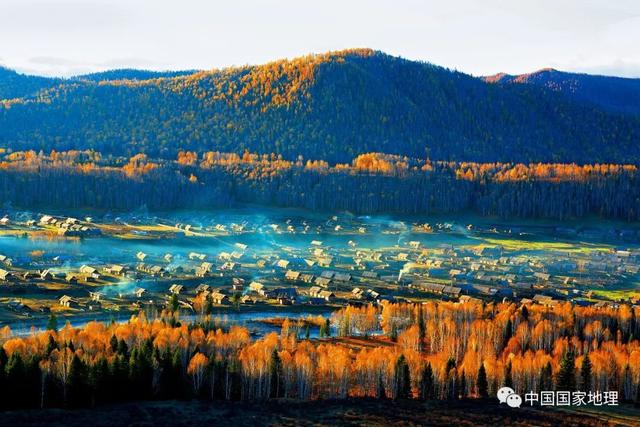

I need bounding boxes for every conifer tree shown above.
[419,362,435,400]
[556,351,576,392]
[580,353,592,392]
[394,354,411,399]
[269,349,283,398]
[46,314,58,332]
[477,362,488,398]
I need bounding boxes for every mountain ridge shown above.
[0,66,62,100]
[1,49,639,164]
[484,68,640,114]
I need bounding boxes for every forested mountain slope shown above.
[0,66,60,100]
[485,68,640,115]
[1,49,639,164]
[75,69,195,82]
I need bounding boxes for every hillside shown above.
[1,49,639,163]
[484,69,640,115]
[75,69,196,82]
[0,66,60,100]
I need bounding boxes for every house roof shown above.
[320,270,336,279]
[315,277,331,286]
[334,273,351,281]
[285,270,301,279]
[250,281,264,288]
[443,286,462,295]
[211,292,227,300]
[195,284,210,292]
[318,290,335,298]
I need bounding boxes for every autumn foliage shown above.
[1,300,639,409]
[0,149,638,219]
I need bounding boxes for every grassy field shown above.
[1,399,636,426]
[480,237,613,254]
[591,286,640,301]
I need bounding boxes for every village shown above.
[0,210,639,328]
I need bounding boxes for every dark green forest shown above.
[1,151,638,220]
[0,67,62,100]
[485,68,640,115]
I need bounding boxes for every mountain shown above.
[1,49,639,164]
[0,66,61,100]
[75,69,197,82]
[0,67,196,100]
[484,69,640,115]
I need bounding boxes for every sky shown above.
[1,0,639,78]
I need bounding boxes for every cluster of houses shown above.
[38,215,101,237]
[386,242,640,308]
[2,214,640,319]
[0,265,93,285]
[7,236,640,316]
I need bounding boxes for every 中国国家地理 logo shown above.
[498,387,619,408]
[497,387,522,408]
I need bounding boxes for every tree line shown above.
[0,150,638,220]
[0,300,639,410]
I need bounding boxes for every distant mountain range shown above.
[1,49,639,164]
[484,68,640,115]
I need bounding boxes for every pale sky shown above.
[1,0,639,78]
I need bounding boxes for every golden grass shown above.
[477,238,612,253]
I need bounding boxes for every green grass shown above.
[480,238,612,253]
[592,286,640,300]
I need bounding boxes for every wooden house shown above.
[59,295,79,308]
[169,284,184,295]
